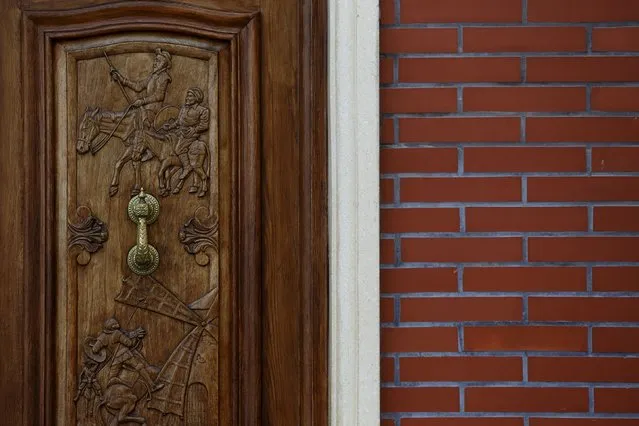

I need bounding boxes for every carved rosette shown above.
[68,206,108,265]
[179,207,219,266]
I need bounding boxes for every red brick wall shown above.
[380,1,639,425]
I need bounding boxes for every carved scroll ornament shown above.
[68,206,108,265]
[179,207,219,266]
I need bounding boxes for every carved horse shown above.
[96,348,161,426]
[98,373,153,426]
[77,106,208,197]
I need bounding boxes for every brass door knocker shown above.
[127,189,160,275]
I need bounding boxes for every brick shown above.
[529,297,639,322]
[593,267,639,292]
[529,357,639,382]
[381,88,457,114]
[528,177,639,202]
[399,57,521,83]
[465,387,589,412]
[527,57,639,82]
[402,237,523,263]
[381,297,394,323]
[381,57,393,84]
[382,420,395,426]
[401,0,522,23]
[381,178,394,204]
[531,419,639,426]
[381,268,458,293]
[381,208,459,233]
[381,28,457,53]
[401,177,521,203]
[528,237,639,262]
[593,27,639,52]
[592,147,639,171]
[466,207,588,232]
[380,147,457,173]
[592,87,639,112]
[401,297,523,322]
[400,117,520,143]
[593,327,639,353]
[465,326,588,352]
[380,0,394,24]
[381,327,458,352]
[381,118,393,144]
[464,27,586,52]
[403,419,524,426]
[594,207,639,232]
[381,239,395,264]
[529,0,639,23]
[381,387,459,412]
[400,356,522,382]
[464,267,587,292]
[465,147,586,172]
[527,117,639,143]
[464,87,586,112]
[381,356,394,383]
[596,388,639,413]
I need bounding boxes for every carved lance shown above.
[103,51,132,105]
[91,51,135,154]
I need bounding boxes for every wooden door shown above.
[0,1,327,425]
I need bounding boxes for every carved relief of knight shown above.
[76,48,211,198]
[75,277,219,425]
[69,40,219,425]
[76,317,163,426]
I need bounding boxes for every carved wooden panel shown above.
[21,5,260,425]
[2,0,327,424]
[56,35,220,425]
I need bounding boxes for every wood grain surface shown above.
[0,0,327,425]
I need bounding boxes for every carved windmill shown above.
[115,274,218,418]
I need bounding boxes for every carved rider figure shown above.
[92,317,163,393]
[101,49,173,195]
[162,87,210,196]
[109,48,173,128]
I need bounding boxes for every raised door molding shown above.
[21,4,260,424]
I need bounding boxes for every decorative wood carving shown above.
[75,275,218,425]
[179,207,219,266]
[68,205,109,265]
[67,37,221,423]
[21,4,261,425]
[77,49,212,198]
[7,0,328,425]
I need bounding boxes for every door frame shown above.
[328,0,380,424]
[0,0,380,423]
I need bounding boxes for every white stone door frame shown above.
[329,0,380,424]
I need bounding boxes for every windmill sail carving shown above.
[115,275,219,418]
[115,275,202,326]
